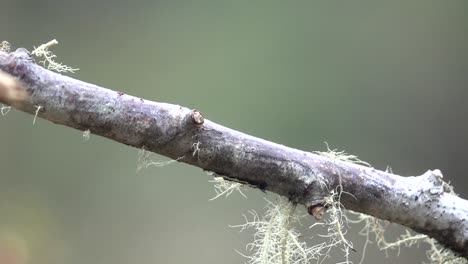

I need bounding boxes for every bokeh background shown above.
[0,1,467,263]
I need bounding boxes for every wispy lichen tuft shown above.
[316,142,371,167]
[136,148,183,171]
[32,39,79,73]
[209,175,247,201]
[82,129,91,141]
[232,197,323,264]
[309,190,355,264]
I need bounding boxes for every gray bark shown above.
[1,48,467,259]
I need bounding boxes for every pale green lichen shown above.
[0,41,11,52]
[232,197,322,264]
[316,142,370,167]
[310,189,355,264]
[136,148,183,171]
[209,176,247,201]
[349,211,467,264]
[32,105,42,125]
[82,129,91,141]
[31,39,79,73]
[1,105,11,116]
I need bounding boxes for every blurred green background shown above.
[0,1,467,263]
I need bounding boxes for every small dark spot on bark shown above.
[414,195,419,201]
[424,221,432,229]
[117,91,124,96]
[140,98,144,102]
[258,182,267,191]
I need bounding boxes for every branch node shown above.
[191,109,204,126]
[308,204,328,220]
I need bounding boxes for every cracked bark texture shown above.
[0,49,467,259]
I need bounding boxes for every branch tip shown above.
[0,71,29,107]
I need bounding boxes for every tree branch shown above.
[0,48,467,258]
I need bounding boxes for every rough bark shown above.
[0,48,467,259]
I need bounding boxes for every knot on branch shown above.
[420,169,454,196]
[191,109,204,126]
[308,203,328,220]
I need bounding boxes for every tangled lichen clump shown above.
[232,197,323,264]
[350,212,467,264]
[309,189,355,264]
